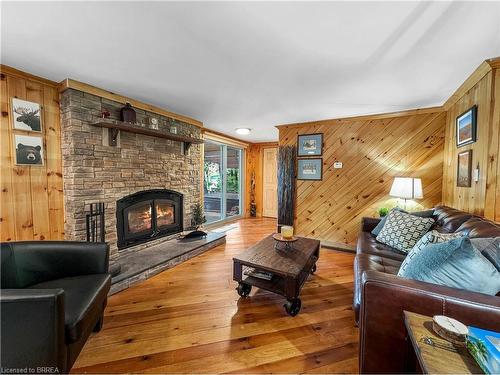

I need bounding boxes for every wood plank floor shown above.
[72,218,359,374]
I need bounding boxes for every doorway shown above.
[203,140,243,224]
[262,147,278,218]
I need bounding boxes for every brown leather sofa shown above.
[354,205,500,373]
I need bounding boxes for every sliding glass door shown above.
[203,141,242,224]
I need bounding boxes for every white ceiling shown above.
[2,1,500,142]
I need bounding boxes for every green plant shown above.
[378,207,389,217]
[191,203,206,229]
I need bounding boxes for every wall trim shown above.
[275,106,444,129]
[203,129,250,149]
[58,78,203,128]
[0,64,59,87]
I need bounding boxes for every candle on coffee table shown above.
[281,226,294,239]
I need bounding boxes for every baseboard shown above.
[320,240,356,253]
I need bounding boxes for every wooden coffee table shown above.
[233,234,320,316]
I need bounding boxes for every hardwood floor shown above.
[72,218,358,374]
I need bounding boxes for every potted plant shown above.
[183,203,207,239]
[378,207,389,217]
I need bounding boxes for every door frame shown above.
[202,139,245,225]
[262,146,278,218]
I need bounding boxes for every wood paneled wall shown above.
[442,65,500,221]
[0,66,64,241]
[245,142,278,217]
[278,110,446,248]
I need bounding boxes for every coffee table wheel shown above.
[284,298,301,316]
[236,283,252,297]
[311,264,317,274]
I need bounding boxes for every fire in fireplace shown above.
[116,189,183,249]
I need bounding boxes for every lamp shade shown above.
[389,177,423,199]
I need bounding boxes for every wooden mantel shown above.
[92,118,203,154]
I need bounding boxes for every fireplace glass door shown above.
[126,201,153,236]
[156,200,175,228]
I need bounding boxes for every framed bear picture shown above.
[11,98,43,133]
[14,134,44,166]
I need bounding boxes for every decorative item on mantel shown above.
[170,124,177,134]
[120,102,136,123]
[101,110,110,119]
[181,203,207,240]
[144,116,159,130]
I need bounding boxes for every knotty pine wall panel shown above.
[0,66,64,241]
[442,68,500,220]
[278,111,446,248]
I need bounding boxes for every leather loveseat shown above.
[354,205,500,373]
[1,241,111,373]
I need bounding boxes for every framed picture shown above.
[457,150,472,187]
[297,133,323,156]
[14,134,44,166]
[11,98,42,132]
[297,158,322,180]
[456,105,476,147]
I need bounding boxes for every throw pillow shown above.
[398,231,464,275]
[371,208,435,236]
[470,237,500,272]
[376,209,434,251]
[398,237,500,296]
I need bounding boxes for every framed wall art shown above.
[12,98,42,132]
[297,158,322,180]
[456,105,477,147]
[297,133,323,156]
[457,150,472,187]
[14,134,44,166]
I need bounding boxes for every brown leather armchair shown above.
[354,206,500,373]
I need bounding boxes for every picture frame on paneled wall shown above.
[456,105,477,147]
[297,133,323,156]
[14,134,44,166]
[457,150,472,187]
[297,158,322,180]
[11,98,43,132]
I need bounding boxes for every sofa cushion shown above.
[371,208,435,236]
[376,210,434,252]
[399,231,465,275]
[398,237,500,296]
[470,237,500,272]
[433,206,473,233]
[31,274,111,343]
[357,231,407,261]
[455,217,500,238]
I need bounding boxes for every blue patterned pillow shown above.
[399,231,464,274]
[398,237,500,296]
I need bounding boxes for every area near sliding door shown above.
[203,140,243,224]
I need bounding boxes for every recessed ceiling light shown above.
[235,128,251,135]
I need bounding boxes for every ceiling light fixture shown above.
[235,128,251,135]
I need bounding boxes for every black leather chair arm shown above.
[360,217,381,233]
[359,270,500,373]
[1,289,67,373]
[4,242,110,287]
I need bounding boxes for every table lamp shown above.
[390,177,423,209]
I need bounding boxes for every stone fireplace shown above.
[116,189,183,249]
[60,87,202,257]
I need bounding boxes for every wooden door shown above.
[262,147,278,218]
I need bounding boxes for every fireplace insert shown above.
[116,189,183,249]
